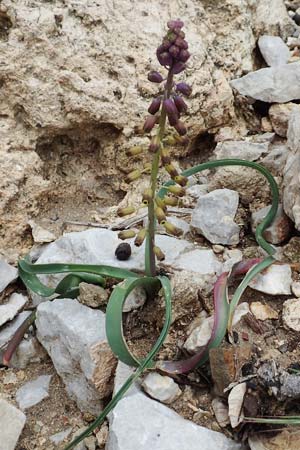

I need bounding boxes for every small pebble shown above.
[291,281,300,298]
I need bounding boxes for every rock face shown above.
[258,35,290,67]
[0,399,26,450]
[214,140,269,161]
[283,108,300,230]
[230,62,300,102]
[0,0,294,255]
[36,298,117,415]
[191,189,240,245]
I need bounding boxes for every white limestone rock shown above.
[106,391,242,450]
[249,264,292,295]
[230,62,300,103]
[16,375,52,410]
[191,189,240,245]
[0,260,18,293]
[214,141,269,161]
[0,399,26,450]
[142,372,181,404]
[258,35,290,67]
[36,298,117,415]
[269,103,300,137]
[283,298,300,331]
[0,293,27,327]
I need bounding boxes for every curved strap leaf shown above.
[63,275,172,450]
[106,275,172,368]
[158,159,279,257]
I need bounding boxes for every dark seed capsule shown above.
[174,120,187,136]
[148,71,163,83]
[169,45,180,58]
[176,82,192,97]
[143,115,157,133]
[167,19,184,30]
[179,49,190,63]
[115,242,131,260]
[163,99,179,126]
[148,97,162,115]
[173,95,188,113]
[172,61,186,74]
[158,51,173,67]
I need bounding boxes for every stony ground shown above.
[2,1,300,450]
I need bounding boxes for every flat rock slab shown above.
[107,392,242,450]
[191,189,240,245]
[249,264,292,295]
[0,260,18,293]
[230,62,300,103]
[258,35,290,67]
[0,293,27,327]
[36,298,117,415]
[0,399,26,450]
[0,311,31,349]
[16,375,52,410]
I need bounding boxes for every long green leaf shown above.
[63,275,172,450]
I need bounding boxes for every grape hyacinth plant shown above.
[7,19,281,449]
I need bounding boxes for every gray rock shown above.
[0,293,27,327]
[230,62,300,103]
[249,264,292,295]
[0,260,18,293]
[28,220,56,244]
[283,298,300,331]
[36,298,117,415]
[79,283,109,308]
[106,392,242,450]
[258,35,290,67]
[142,372,181,404]
[260,144,289,173]
[214,140,269,161]
[0,311,31,349]
[283,108,300,230]
[0,399,26,450]
[291,281,300,298]
[174,249,223,275]
[191,189,240,245]
[184,316,214,354]
[251,204,292,244]
[122,285,146,312]
[16,375,52,410]
[10,336,48,369]
[49,427,73,445]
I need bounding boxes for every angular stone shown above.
[16,375,52,410]
[269,103,299,137]
[142,372,181,404]
[251,204,293,244]
[184,316,214,354]
[36,298,117,415]
[191,189,240,245]
[28,220,56,244]
[0,399,26,450]
[0,311,31,349]
[258,35,290,67]
[249,264,292,295]
[291,281,300,298]
[250,302,279,321]
[106,392,242,450]
[0,293,27,327]
[260,144,289,174]
[79,282,109,308]
[122,285,146,312]
[230,62,300,103]
[214,141,269,161]
[283,298,300,331]
[49,427,73,445]
[10,336,48,369]
[0,260,18,293]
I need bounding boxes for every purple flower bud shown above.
[166,31,177,43]
[174,120,187,135]
[164,99,179,126]
[173,95,188,113]
[161,39,172,50]
[143,115,157,133]
[167,19,184,30]
[157,51,173,67]
[175,37,188,49]
[148,71,163,83]
[172,61,186,74]
[176,82,192,97]
[156,44,165,56]
[179,49,190,63]
[148,97,162,115]
[169,45,180,58]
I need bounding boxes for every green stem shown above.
[145,70,174,276]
